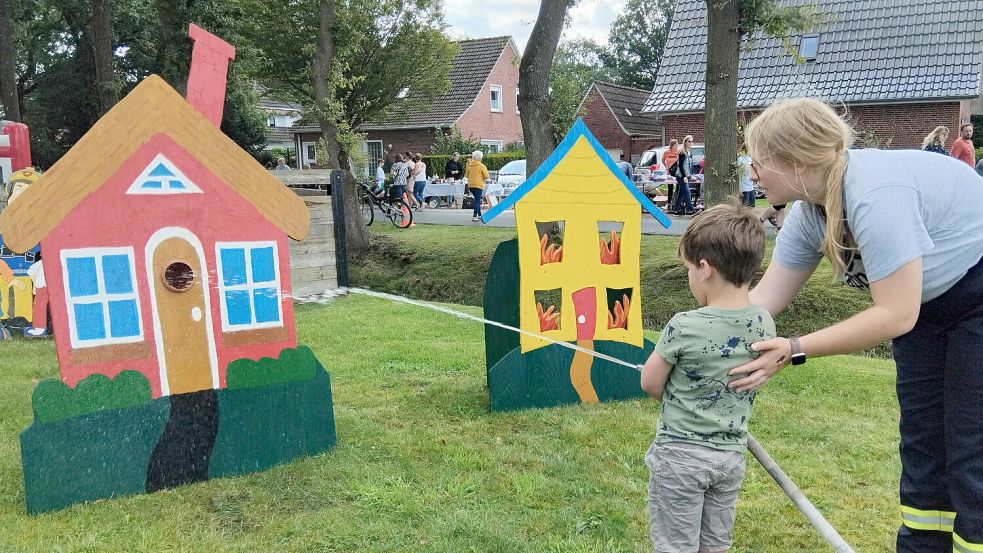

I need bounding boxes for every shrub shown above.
[32,371,152,424]
[422,152,526,177]
[225,345,319,389]
[976,146,982,162]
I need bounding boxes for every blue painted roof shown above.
[481,118,671,228]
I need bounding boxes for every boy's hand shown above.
[727,337,791,392]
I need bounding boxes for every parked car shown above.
[495,159,526,195]
[638,144,706,174]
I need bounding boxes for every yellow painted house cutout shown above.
[482,119,672,357]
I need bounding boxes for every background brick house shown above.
[643,0,983,149]
[578,81,664,164]
[292,36,523,170]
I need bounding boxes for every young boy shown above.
[641,203,775,553]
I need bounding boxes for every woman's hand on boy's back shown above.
[727,337,791,392]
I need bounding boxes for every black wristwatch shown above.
[789,337,807,366]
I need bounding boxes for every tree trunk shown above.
[0,0,21,121]
[519,0,571,174]
[703,0,742,207]
[313,0,369,253]
[89,0,119,114]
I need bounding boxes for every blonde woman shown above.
[464,150,489,221]
[669,135,696,215]
[921,125,949,155]
[729,98,983,552]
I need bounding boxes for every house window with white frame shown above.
[480,139,503,153]
[62,247,143,347]
[516,88,520,114]
[216,242,283,331]
[490,85,503,112]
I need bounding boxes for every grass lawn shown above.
[0,294,899,552]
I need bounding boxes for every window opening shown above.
[606,287,633,330]
[598,222,624,264]
[534,288,562,332]
[535,221,564,265]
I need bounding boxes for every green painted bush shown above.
[225,345,318,389]
[32,371,152,424]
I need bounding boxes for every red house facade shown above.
[0,29,310,399]
[578,81,664,164]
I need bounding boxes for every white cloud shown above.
[444,0,628,53]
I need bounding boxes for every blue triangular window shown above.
[127,154,202,195]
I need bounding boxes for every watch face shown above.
[791,353,807,366]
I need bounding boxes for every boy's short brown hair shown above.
[678,202,765,286]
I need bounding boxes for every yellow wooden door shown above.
[151,236,213,395]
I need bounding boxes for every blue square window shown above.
[74,303,107,341]
[108,300,140,338]
[102,255,134,294]
[221,248,247,286]
[67,257,99,297]
[218,243,283,328]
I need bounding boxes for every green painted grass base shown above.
[20,362,335,514]
[487,339,655,411]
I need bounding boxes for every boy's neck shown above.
[703,283,751,310]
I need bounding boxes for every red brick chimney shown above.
[185,24,236,127]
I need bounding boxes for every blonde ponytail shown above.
[744,98,855,276]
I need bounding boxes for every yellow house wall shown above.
[515,136,643,352]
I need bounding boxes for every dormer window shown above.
[397,87,409,99]
[799,34,819,62]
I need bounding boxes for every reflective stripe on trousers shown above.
[900,505,954,532]
[954,532,983,553]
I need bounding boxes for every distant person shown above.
[412,153,427,210]
[445,152,463,181]
[375,158,386,193]
[617,154,633,179]
[274,157,291,171]
[464,150,489,222]
[390,153,409,202]
[737,145,754,207]
[670,135,696,215]
[662,139,680,206]
[922,126,949,155]
[641,203,773,553]
[950,123,975,167]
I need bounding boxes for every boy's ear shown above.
[698,259,713,282]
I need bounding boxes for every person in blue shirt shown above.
[730,98,983,553]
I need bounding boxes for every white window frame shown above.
[301,142,318,166]
[480,139,503,153]
[516,88,520,114]
[490,84,503,113]
[61,246,144,349]
[267,115,276,127]
[215,241,284,332]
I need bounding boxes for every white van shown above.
[638,144,705,172]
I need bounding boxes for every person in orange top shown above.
[950,123,975,167]
[661,139,680,205]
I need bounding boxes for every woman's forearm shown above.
[800,304,916,358]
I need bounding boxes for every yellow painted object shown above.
[515,135,643,353]
[0,276,34,322]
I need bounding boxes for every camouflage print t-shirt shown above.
[654,305,776,452]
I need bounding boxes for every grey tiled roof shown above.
[265,126,295,144]
[644,0,983,113]
[590,81,663,136]
[360,36,514,130]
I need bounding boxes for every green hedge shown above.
[225,345,319,389]
[976,146,982,162]
[32,371,152,424]
[423,152,525,176]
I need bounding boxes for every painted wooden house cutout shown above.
[0,25,336,514]
[481,119,671,411]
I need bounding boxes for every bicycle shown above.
[360,183,413,228]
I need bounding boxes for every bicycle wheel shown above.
[389,199,413,228]
[360,195,375,226]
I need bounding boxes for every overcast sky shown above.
[443,0,629,53]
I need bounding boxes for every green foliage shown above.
[860,129,894,149]
[976,146,983,161]
[31,370,152,424]
[549,39,617,144]
[601,0,675,90]
[431,125,483,155]
[422,153,525,176]
[254,147,296,168]
[225,345,319,390]
[740,1,836,59]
